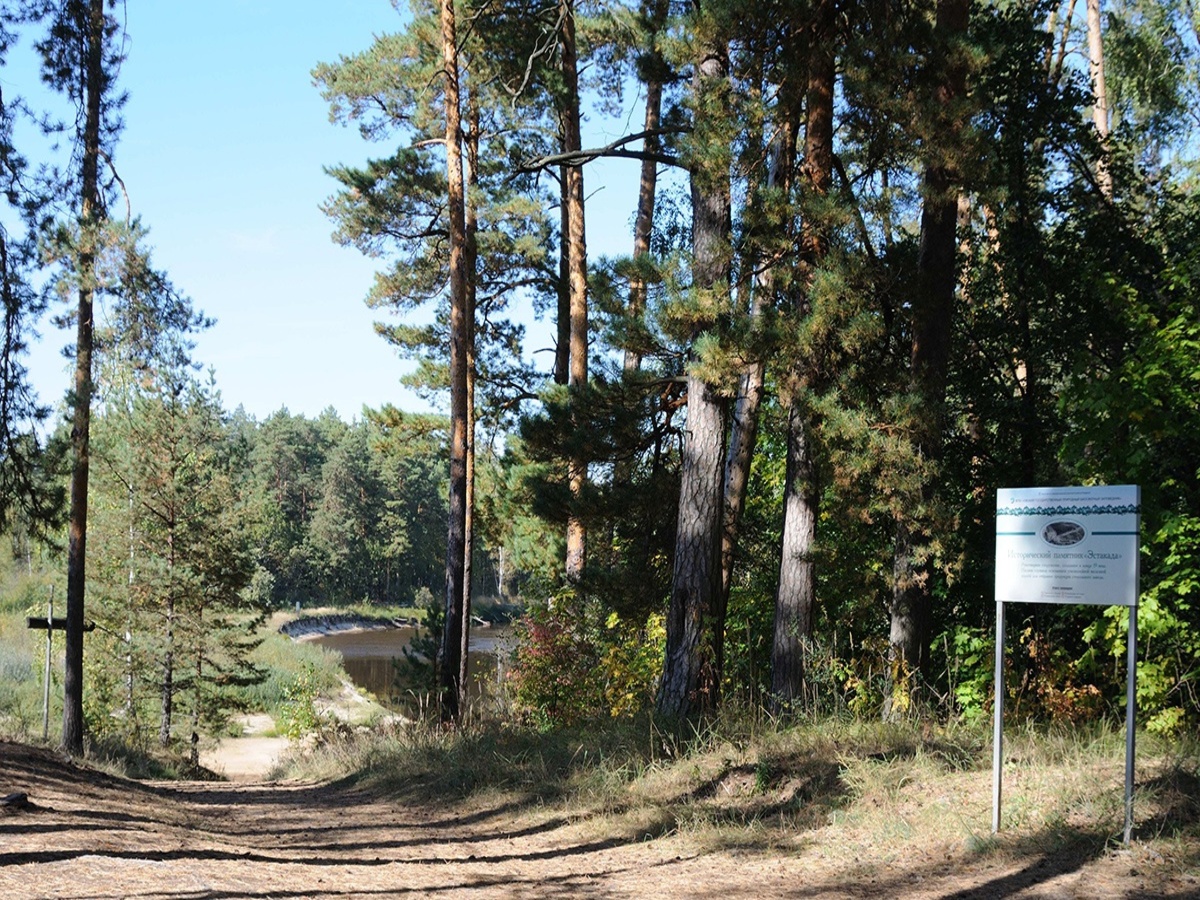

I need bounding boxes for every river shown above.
[311,625,514,710]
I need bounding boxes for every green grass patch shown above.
[240,627,346,717]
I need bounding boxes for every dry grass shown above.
[271,711,1200,882]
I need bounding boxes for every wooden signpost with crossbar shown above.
[26,587,94,741]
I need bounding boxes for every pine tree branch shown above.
[832,153,878,265]
[99,148,131,221]
[518,128,684,172]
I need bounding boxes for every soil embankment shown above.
[279,611,416,640]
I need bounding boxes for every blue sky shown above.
[10,2,643,423]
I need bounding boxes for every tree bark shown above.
[63,0,106,756]
[561,0,589,582]
[658,374,727,717]
[554,178,570,386]
[886,0,969,716]
[439,0,469,723]
[621,0,669,377]
[460,85,480,697]
[720,105,799,694]
[772,0,836,709]
[772,405,817,702]
[657,21,731,719]
[159,527,175,748]
[1086,0,1112,197]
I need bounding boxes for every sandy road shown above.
[1,741,1194,899]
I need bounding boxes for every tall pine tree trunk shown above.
[657,20,731,719]
[63,0,106,756]
[719,105,799,696]
[439,0,469,723]
[460,87,480,697]
[621,0,668,377]
[1086,0,1112,197]
[773,1,836,708]
[555,179,570,386]
[191,607,204,767]
[886,0,969,716]
[159,527,175,748]
[561,0,589,582]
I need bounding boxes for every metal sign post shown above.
[992,597,1005,835]
[1124,601,1137,844]
[993,485,1140,844]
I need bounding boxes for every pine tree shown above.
[89,370,258,748]
[318,0,556,718]
[657,0,734,719]
[883,0,971,716]
[559,0,589,582]
[29,0,124,755]
[0,10,58,536]
[771,0,839,708]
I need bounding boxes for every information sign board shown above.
[995,485,1140,606]
[993,485,1140,844]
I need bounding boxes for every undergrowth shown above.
[82,734,215,781]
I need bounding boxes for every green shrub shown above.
[508,597,663,729]
[277,663,330,740]
[239,629,343,716]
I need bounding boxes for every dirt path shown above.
[198,715,292,782]
[1,741,1195,899]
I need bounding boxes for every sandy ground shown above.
[198,714,292,781]
[199,678,396,782]
[2,740,1198,899]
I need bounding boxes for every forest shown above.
[0,0,1198,760]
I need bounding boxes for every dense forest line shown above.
[1,0,1199,752]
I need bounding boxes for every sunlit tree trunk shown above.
[63,0,106,756]
[1087,0,1112,197]
[657,19,731,719]
[887,0,969,717]
[561,0,589,582]
[439,0,469,723]
[460,86,480,698]
[773,1,836,708]
[555,180,570,386]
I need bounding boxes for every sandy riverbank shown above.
[279,611,416,641]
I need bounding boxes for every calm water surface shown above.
[312,625,513,708]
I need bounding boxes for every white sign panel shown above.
[995,485,1140,606]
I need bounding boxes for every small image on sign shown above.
[1041,521,1086,546]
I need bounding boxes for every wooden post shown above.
[27,595,94,743]
[42,588,54,741]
